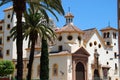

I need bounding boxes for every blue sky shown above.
[54,0,117,30]
[0,0,117,30]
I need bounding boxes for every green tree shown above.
[0,60,14,77]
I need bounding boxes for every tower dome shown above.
[65,12,74,24]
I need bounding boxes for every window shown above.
[67,35,73,40]
[106,42,110,46]
[106,51,108,54]
[89,42,92,47]
[103,33,106,38]
[58,45,62,51]
[94,41,97,46]
[0,50,2,58]
[0,38,2,45]
[78,36,81,41]
[113,32,116,39]
[6,49,10,56]
[53,64,58,76]
[114,52,117,59]
[114,43,116,45]
[107,32,110,38]
[107,62,109,65]
[7,14,10,18]
[115,63,117,70]
[7,36,10,41]
[98,44,101,48]
[7,24,10,29]
[0,26,2,31]
[58,36,62,41]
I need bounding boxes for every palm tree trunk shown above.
[27,38,36,80]
[13,0,25,79]
[16,10,23,80]
[40,38,49,80]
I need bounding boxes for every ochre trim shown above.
[100,28,118,32]
[4,7,13,12]
[25,47,41,51]
[56,31,84,34]
[34,53,71,58]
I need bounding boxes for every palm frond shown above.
[0,0,12,6]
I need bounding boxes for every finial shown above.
[108,21,110,27]
[68,7,70,13]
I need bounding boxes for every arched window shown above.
[53,64,58,76]
[115,63,117,70]
[113,32,117,39]
[107,32,110,38]
[103,33,106,38]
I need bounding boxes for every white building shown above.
[0,7,119,80]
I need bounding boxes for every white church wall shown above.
[86,33,107,79]
[32,54,72,80]
[51,33,83,53]
[49,55,69,80]
[3,9,14,60]
[86,32,119,80]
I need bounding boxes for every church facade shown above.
[0,6,120,80]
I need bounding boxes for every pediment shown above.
[73,47,90,57]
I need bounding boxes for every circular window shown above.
[67,35,73,40]
[114,43,116,45]
[78,36,81,41]
[58,36,62,41]
[98,44,101,48]
[107,62,109,65]
[106,51,108,54]
[94,41,97,45]
[89,42,92,47]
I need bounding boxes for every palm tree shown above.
[1,0,64,79]
[0,0,26,79]
[10,7,56,80]
[24,8,56,80]
[25,2,64,79]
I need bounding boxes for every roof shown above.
[4,6,13,12]
[65,12,74,18]
[55,23,84,34]
[100,26,118,31]
[83,28,106,46]
[0,20,4,23]
[83,28,96,43]
[73,46,90,56]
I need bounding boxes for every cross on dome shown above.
[65,7,74,24]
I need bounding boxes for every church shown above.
[0,6,120,80]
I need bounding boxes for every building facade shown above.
[0,7,120,80]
